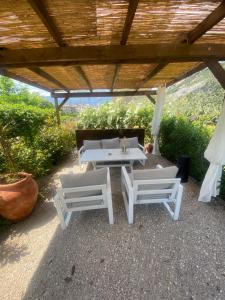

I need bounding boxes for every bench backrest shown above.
[76,128,145,149]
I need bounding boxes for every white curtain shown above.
[198,99,225,202]
[151,87,166,155]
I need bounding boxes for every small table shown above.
[80,148,147,169]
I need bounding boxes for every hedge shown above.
[0,102,76,177]
[159,115,225,198]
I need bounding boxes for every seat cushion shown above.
[133,166,178,190]
[102,138,120,149]
[127,137,139,148]
[83,140,102,150]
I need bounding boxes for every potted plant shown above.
[0,123,38,222]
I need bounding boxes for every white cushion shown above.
[83,140,102,150]
[133,166,178,190]
[127,137,139,148]
[102,138,120,149]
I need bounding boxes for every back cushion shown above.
[60,168,107,188]
[83,140,102,150]
[102,138,120,149]
[133,166,178,190]
[127,137,139,148]
[60,168,107,199]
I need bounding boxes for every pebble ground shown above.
[1,154,225,300]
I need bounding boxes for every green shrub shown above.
[0,103,76,177]
[35,125,76,165]
[11,138,51,177]
[159,115,225,198]
[0,102,54,143]
[78,99,154,140]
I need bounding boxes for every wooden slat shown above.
[28,67,69,91]
[51,90,157,98]
[1,44,225,68]
[120,0,139,45]
[27,0,65,47]
[184,1,225,44]
[166,63,206,87]
[74,66,92,91]
[205,60,225,90]
[0,68,52,92]
[111,65,121,91]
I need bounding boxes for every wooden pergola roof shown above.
[0,0,225,95]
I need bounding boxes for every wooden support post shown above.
[205,60,225,90]
[54,97,61,126]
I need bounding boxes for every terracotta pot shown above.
[0,172,38,222]
[144,143,153,154]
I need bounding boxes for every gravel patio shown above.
[1,154,225,300]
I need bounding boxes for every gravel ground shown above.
[1,154,225,300]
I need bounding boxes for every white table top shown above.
[80,148,147,163]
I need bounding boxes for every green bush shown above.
[35,125,76,165]
[159,115,225,198]
[0,102,76,177]
[0,102,54,143]
[11,139,50,177]
[78,99,154,141]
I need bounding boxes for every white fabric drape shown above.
[198,100,225,202]
[151,87,166,155]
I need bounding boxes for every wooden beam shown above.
[120,0,139,45]
[183,1,225,44]
[140,2,225,88]
[166,63,206,87]
[1,44,225,68]
[54,97,61,126]
[51,90,157,98]
[205,60,225,90]
[136,63,167,90]
[0,68,52,92]
[29,1,93,92]
[28,67,69,91]
[147,94,156,105]
[74,66,92,92]
[111,64,121,91]
[58,96,70,109]
[113,1,138,91]
[28,0,65,47]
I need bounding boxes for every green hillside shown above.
[166,63,225,121]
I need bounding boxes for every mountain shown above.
[166,63,225,117]
[46,96,112,106]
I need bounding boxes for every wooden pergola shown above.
[0,0,225,123]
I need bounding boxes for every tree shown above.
[0,75,53,108]
[0,76,15,95]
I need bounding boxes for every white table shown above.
[80,148,147,169]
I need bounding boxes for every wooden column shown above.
[54,97,61,126]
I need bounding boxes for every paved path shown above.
[1,154,225,300]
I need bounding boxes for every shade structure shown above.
[151,87,166,155]
[198,98,225,202]
[0,1,225,92]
